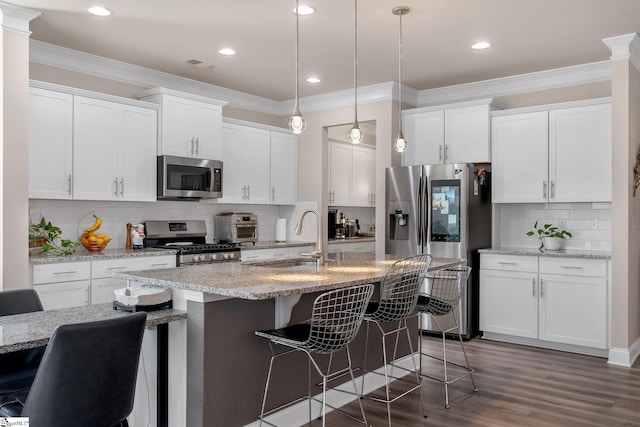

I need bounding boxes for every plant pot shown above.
[543,237,563,251]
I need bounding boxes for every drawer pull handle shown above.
[53,271,78,275]
[151,263,169,267]
[532,278,536,296]
[107,266,127,270]
[497,262,517,265]
[560,266,584,269]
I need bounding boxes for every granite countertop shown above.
[0,303,187,354]
[114,252,465,301]
[328,237,375,244]
[239,241,315,250]
[29,248,177,264]
[479,247,611,260]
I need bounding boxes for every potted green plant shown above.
[29,217,80,255]
[526,220,572,251]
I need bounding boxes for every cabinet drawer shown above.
[32,261,91,284]
[92,255,176,278]
[480,254,538,273]
[539,257,606,277]
[241,248,289,261]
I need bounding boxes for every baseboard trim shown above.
[608,337,640,367]
[243,353,418,427]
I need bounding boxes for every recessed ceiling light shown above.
[218,48,236,56]
[88,6,112,16]
[306,77,320,83]
[293,6,315,15]
[472,41,491,50]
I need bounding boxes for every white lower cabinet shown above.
[32,261,91,310]
[241,246,313,262]
[480,253,608,353]
[327,241,375,253]
[31,255,176,307]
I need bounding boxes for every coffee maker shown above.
[328,209,346,239]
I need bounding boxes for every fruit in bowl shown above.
[80,215,111,252]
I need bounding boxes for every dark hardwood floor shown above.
[313,335,640,426]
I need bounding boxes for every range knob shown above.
[223,252,231,259]
[193,254,202,262]
[210,253,219,261]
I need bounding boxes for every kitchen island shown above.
[115,252,465,427]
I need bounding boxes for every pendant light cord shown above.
[398,10,403,134]
[294,0,300,111]
[353,0,358,123]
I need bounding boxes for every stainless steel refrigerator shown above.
[385,163,491,339]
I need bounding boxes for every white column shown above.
[0,1,40,290]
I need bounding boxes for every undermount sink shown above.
[246,258,318,268]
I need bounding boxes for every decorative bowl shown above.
[82,241,108,252]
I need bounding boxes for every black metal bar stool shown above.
[359,254,432,426]
[255,284,374,427]
[416,266,477,408]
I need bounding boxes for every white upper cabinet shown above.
[491,111,549,203]
[328,141,375,207]
[73,96,157,201]
[218,122,271,204]
[136,88,226,160]
[270,132,298,205]
[549,103,612,202]
[29,87,74,199]
[491,99,611,203]
[402,100,498,166]
[402,110,444,165]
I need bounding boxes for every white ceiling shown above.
[10,0,640,101]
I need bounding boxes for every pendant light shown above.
[348,0,364,144]
[392,6,409,153]
[288,0,306,135]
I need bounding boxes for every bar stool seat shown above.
[417,266,477,409]
[255,284,374,427]
[359,254,432,426]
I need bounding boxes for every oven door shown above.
[234,224,258,242]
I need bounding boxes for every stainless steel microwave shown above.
[157,155,223,200]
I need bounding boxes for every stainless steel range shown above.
[144,220,241,266]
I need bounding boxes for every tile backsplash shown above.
[29,199,302,249]
[495,202,611,251]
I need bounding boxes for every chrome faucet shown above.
[294,209,324,268]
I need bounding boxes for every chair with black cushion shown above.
[0,312,147,427]
[359,254,432,427]
[416,266,477,408]
[0,289,46,393]
[255,284,374,427]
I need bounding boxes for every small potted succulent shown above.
[526,220,572,251]
[29,216,80,256]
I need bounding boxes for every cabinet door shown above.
[73,96,119,200]
[549,103,611,202]
[351,146,375,207]
[402,110,444,166]
[328,142,352,206]
[119,105,157,201]
[160,95,195,157]
[28,88,73,199]
[243,128,271,204]
[538,273,607,349]
[91,277,126,304]
[218,123,245,203]
[270,132,298,205]
[491,111,549,203]
[193,102,222,160]
[34,281,90,310]
[445,104,490,164]
[479,269,538,339]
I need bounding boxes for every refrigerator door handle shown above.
[422,173,429,248]
[417,175,423,247]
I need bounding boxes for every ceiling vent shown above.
[186,59,214,72]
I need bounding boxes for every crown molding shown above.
[0,1,40,36]
[602,33,640,72]
[30,39,613,117]
[416,61,611,106]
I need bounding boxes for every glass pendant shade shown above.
[288,107,306,134]
[394,129,407,153]
[348,123,364,144]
